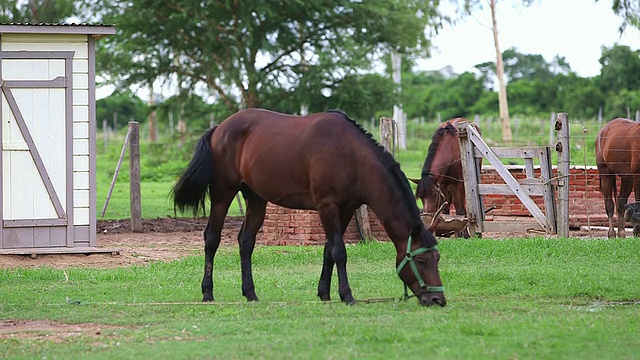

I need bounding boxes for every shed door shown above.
[1,51,73,248]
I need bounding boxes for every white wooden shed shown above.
[0,23,115,255]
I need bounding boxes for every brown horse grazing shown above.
[171,108,445,306]
[413,118,480,237]
[595,118,640,238]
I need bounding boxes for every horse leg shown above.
[600,174,616,238]
[318,206,355,305]
[443,186,453,215]
[237,190,267,302]
[317,210,353,301]
[317,242,334,301]
[617,176,634,238]
[202,191,236,302]
[633,177,640,237]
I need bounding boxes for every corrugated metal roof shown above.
[0,23,115,38]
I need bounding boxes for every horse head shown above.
[411,175,447,215]
[395,226,446,307]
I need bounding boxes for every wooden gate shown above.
[457,122,558,236]
[1,51,73,248]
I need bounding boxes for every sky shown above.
[417,0,640,77]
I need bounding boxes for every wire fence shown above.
[95,114,637,222]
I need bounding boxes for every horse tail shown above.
[171,127,217,216]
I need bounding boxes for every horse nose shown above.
[432,296,446,307]
[420,295,446,307]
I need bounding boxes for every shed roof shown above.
[0,23,115,38]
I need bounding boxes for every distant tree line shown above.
[2,1,639,132]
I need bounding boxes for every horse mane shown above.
[416,123,457,199]
[325,110,431,244]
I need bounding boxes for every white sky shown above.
[417,0,640,77]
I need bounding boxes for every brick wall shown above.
[260,166,611,245]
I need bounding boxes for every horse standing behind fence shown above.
[171,108,446,306]
[595,117,640,238]
[412,118,481,238]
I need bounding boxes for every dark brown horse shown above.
[595,118,640,238]
[413,118,480,237]
[172,109,445,306]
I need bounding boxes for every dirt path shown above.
[0,217,244,269]
[0,216,608,270]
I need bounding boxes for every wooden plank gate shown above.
[457,122,559,236]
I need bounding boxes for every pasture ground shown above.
[0,216,609,270]
[0,219,637,359]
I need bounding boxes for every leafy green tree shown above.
[598,44,640,94]
[315,73,399,121]
[425,72,485,120]
[552,74,603,120]
[81,0,443,123]
[507,79,556,116]
[604,88,640,119]
[0,0,76,22]
[96,90,149,130]
[599,0,640,32]
[402,70,448,120]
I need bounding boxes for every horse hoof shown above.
[344,298,356,305]
[341,296,356,305]
[202,295,214,302]
[318,294,331,301]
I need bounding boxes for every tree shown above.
[552,74,602,120]
[455,0,536,145]
[599,0,640,32]
[426,72,485,120]
[598,44,640,95]
[0,0,77,22]
[81,0,443,130]
[96,90,149,130]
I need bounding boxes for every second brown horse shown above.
[595,118,640,238]
[414,118,480,237]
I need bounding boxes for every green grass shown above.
[1,238,638,359]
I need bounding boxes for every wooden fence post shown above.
[129,121,143,232]
[555,113,570,238]
[353,117,395,241]
[352,116,395,241]
[102,119,108,153]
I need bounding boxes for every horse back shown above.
[596,118,640,173]
[210,109,381,208]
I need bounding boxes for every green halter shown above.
[395,235,444,300]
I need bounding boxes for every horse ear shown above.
[409,178,420,185]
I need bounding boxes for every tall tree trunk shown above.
[391,50,406,150]
[490,0,512,145]
[147,83,157,142]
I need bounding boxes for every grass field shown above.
[1,238,638,359]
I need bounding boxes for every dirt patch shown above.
[0,319,125,342]
[0,217,244,270]
[0,216,610,270]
